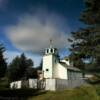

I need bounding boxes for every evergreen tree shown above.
[0,43,7,78]
[69,0,100,71]
[25,67,38,79]
[7,56,21,81]
[36,60,42,70]
[8,53,34,81]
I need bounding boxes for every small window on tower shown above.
[51,49,53,53]
[47,49,48,53]
[46,69,49,71]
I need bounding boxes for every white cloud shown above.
[5,9,71,54]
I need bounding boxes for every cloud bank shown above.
[6,9,71,54]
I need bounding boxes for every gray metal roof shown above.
[60,62,81,72]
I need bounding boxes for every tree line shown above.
[0,43,42,82]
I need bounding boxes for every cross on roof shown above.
[50,39,53,48]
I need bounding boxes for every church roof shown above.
[60,62,81,72]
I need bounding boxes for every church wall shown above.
[67,70,83,80]
[53,63,68,79]
[42,55,53,78]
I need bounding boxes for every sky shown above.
[0,0,85,67]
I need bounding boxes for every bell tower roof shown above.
[44,39,58,56]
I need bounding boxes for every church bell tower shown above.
[42,40,59,79]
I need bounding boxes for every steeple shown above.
[43,39,60,79]
[44,39,58,56]
[50,39,53,48]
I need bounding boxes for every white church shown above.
[42,44,82,80]
[10,42,85,91]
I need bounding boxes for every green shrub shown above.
[0,77,9,90]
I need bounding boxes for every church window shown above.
[46,69,49,71]
[51,49,53,53]
[66,59,69,61]
[47,49,49,53]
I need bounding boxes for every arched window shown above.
[46,49,49,53]
[51,49,53,53]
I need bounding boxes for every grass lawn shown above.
[0,85,100,100]
[0,88,45,100]
[28,85,100,100]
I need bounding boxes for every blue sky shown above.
[0,0,84,67]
